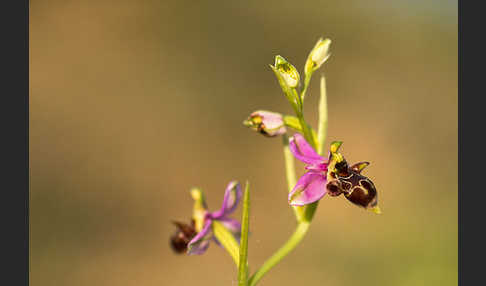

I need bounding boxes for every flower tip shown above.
[311,38,331,62]
[190,188,204,201]
[242,119,252,127]
[274,55,286,66]
[369,206,382,214]
[305,38,332,74]
[227,180,240,191]
[330,141,343,153]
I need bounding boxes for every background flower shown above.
[187,181,242,255]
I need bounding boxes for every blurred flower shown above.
[288,133,329,206]
[273,55,300,88]
[170,220,197,254]
[186,181,243,255]
[304,38,331,75]
[243,110,287,137]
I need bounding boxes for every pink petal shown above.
[187,220,212,255]
[288,172,327,206]
[289,133,325,165]
[211,181,242,219]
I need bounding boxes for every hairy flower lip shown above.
[170,220,197,254]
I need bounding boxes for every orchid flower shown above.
[186,181,243,255]
[288,133,381,213]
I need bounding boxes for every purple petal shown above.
[288,172,327,206]
[258,111,286,136]
[220,218,242,242]
[188,240,210,255]
[211,181,242,219]
[289,133,325,165]
[187,220,212,255]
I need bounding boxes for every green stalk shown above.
[282,135,304,221]
[292,87,316,150]
[248,222,310,286]
[297,115,317,150]
[212,220,240,267]
[238,182,251,286]
[283,116,318,144]
[301,69,314,102]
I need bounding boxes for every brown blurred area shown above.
[30,0,457,285]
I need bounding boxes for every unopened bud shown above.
[243,110,287,137]
[273,55,300,88]
[305,38,331,75]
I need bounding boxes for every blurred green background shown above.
[30,0,457,285]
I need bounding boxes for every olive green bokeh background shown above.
[31,0,457,285]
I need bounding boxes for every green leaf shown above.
[238,182,251,286]
[212,220,240,267]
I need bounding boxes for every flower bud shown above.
[305,38,331,75]
[273,55,300,88]
[243,110,287,137]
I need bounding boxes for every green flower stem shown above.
[248,222,310,286]
[297,114,317,150]
[238,182,251,286]
[283,116,318,143]
[301,70,314,101]
[292,88,303,113]
[212,220,240,267]
[317,75,328,155]
[282,135,304,221]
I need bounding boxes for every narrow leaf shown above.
[238,182,251,286]
[282,135,305,221]
[317,75,328,155]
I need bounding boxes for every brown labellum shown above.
[344,177,378,209]
[170,220,197,254]
[328,159,379,210]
